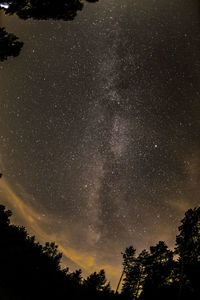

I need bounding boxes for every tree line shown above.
[0,203,200,299]
[0,204,114,300]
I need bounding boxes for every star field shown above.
[0,0,199,287]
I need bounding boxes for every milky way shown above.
[0,0,200,287]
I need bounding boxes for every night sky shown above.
[0,0,199,288]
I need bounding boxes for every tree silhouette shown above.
[0,27,23,61]
[140,241,175,300]
[0,0,99,21]
[175,207,200,300]
[83,269,113,299]
[132,250,150,299]
[121,243,175,300]
[0,204,11,227]
[121,246,137,299]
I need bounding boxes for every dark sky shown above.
[0,0,200,288]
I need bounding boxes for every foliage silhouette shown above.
[0,0,99,61]
[0,27,23,61]
[0,0,98,21]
